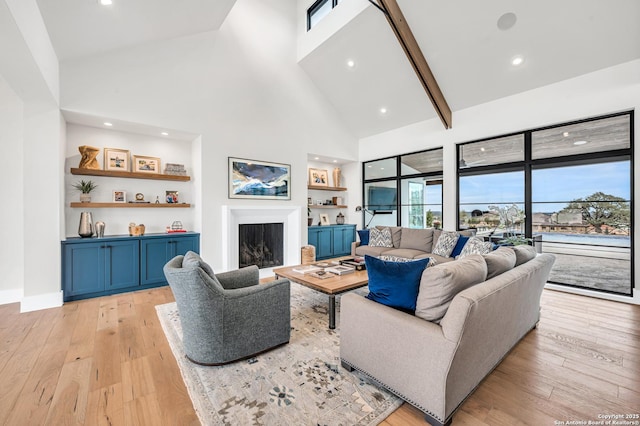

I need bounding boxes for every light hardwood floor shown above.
[1,286,638,425]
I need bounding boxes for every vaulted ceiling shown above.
[36,0,640,138]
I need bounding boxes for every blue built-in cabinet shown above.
[308,224,356,260]
[62,232,199,301]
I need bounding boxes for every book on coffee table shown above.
[292,265,322,274]
[325,265,355,275]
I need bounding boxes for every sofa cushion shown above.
[355,245,393,257]
[450,235,469,258]
[415,254,488,323]
[483,246,517,279]
[512,245,537,266]
[399,228,434,252]
[357,229,370,245]
[182,251,215,278]
[365,255,431,312]
[432,231,460,257]
[457,237,493,258]
[369,227,393,247]
[380,248,429,259]
[415,253,454,264]
[375,226,403,248]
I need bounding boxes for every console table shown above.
[61,232,199,301]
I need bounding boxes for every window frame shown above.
[307,0,340,31]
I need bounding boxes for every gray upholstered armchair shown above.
[163,252,291,365]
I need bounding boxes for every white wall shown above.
[0,75,24,303]
[59,0,358,272]
[64,124,195,236]
[359,59,640,304]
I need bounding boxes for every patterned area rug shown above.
[156,283,402,426]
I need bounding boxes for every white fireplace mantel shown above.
[221,205,301,277]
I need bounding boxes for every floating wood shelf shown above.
[308,185,347,191]
[70,202,191,208]
[309,205,347,209]
[71,168,190,182]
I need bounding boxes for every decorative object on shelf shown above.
[129,222,145,236]
[332,196,343,205]
[164,163,187,176]
[133,155,161,174]
[319,213,330,226]
[316,200,323,205]
[72,179,98,203]
[228,157,291,200]
[155,196,160,204]
[166,190,179,203]
[332,167,341,187]
[95,221,105,238]
[113,190,126,203]
[78,211,94,238]
[336,212,345,225]
[171,220,183,230]
[104,148,130,171]
[78,145,100,170]
[135,193,145,201]
[307,207,313,226]
[308,197,312,205]
[308,168,329,187]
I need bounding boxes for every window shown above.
[307,0,340,30]
[363,148,443,229]
[457,112,633,296]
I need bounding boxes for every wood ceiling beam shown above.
[374,0,452,129]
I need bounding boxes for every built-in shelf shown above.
[70,202,191,208]
[71,168,190,182]
[309,205,347,209]
[308,185,346,191]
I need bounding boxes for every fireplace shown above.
[222,206,301,278]
[239,223,284,269]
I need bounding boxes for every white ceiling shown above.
[36,0,640,138]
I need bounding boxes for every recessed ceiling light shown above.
[333,160,338,163]
[511,55,524,66]
[346,59,356,69]
[497,12,517,31]
[161,132,169,136]
[480,147,486,152]
[563,132,570,137]
[379,107,388,115]
[574,140,588,145]
[103,122,113,126]
[99,0,112,5]
[314,157,320,160]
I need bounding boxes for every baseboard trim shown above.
[0,288,23,305]
[21,290,63,313]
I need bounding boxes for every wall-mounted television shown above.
[368,186,397,211]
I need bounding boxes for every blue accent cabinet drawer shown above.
[62,232,200,302]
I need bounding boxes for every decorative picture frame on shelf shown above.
[165,190,179,203]
[319,213,330,226]
[104,148,130,171]
[309,168,329,187]
[133,155,161,174]
[228,157,291,200]
[113,190,126,203]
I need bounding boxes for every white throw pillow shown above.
[368,227,393,248]
[431,231,460,257]
[457,237,492,258]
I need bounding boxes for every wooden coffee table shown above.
[273,258,368,329]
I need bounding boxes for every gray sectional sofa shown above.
[340,245,555,426]
[351,226,476,264]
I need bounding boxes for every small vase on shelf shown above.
[78,212,94,238]
[332,167,341,187]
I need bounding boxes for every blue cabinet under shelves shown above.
[62,232,200,301]
[308,225,356,260]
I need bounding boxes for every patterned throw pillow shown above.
[379,255,437,267]
[431,231,460,257]
[369,227,393,248]
[457,237,493,258]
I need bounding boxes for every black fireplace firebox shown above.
[239,223,284,269]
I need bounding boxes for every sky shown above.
[459,161,630,213]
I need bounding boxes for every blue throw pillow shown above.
[450,235,469,258]
[357,229,370,245]
[364,255,430,312]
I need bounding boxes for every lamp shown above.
[355,206,379,229]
